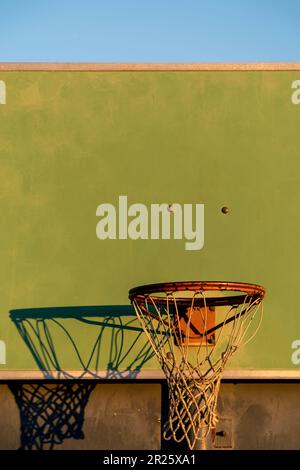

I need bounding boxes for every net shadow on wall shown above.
[9,305,158,450]
[10,305,156,379]
[8,382,96,450]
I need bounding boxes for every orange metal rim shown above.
[128,281,266,305]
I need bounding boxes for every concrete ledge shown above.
[0,63,300,71]
[0,369,300,380]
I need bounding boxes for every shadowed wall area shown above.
[0,383,161,450]
[1,383,300,449]
[0,383,300,450]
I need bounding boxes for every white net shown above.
[130,282,265,450]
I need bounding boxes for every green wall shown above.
[0,70,300,371]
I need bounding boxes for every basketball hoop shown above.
[129,281,265,450]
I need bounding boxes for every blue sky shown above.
[0,0,299,62]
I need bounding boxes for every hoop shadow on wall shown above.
[10,305,155,379]
[9,305,156,449]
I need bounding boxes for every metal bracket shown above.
[213,418,233,449]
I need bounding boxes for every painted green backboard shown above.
[1,65,300,377]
